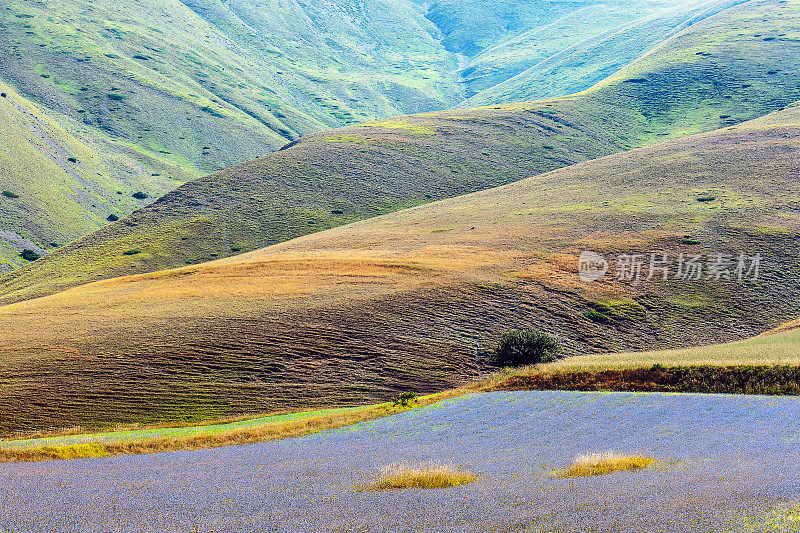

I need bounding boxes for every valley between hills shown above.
[2,1,800,530]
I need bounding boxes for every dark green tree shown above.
[488,329,561,367]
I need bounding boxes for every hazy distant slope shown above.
[463,0,748,106]
[445,0,742,100]
[3,0,800,305]
[0,79,190,268]
[0,0,462,174]
[1,103,799,433]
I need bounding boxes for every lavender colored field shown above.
[2,391,800,532]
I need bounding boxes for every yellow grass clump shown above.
[362,463,478,491]
[557,452,654,477]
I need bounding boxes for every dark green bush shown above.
[107,93,125,101]
[132,191,148,199]
[488,329,561,367]
[696,195,716,202]
[122,249,141,255]
[392,392,418,408]
[584,310,611,323]
[67,157,77,163]
[20,249,41,261]
[2,191,19,198]
[331,209,344,215]
[681,235,702,245]
[230,246,242,253]
[107,214,119,222]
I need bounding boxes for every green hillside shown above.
[448,0,743,101]
[0,101,799,433]
[0,0,764,266]
[463,0,748,106]
[0,79,191,268]
[3,0,800,305]
[0,0,460,173]
[0,0,745,176]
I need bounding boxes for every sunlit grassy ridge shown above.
[549,326,800,370]
[4,0,800,302]
[1,97,799,433]
[0,79,189,267]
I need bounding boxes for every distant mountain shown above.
[2,100,799,433]
[0,0,753,264]
[3,0,799,305]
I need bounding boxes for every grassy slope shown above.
[424,0,692,97]
[0,0,712,269]
[0,0,463,174]
[0,0,718,175]
[549,328,800,369]
[0,79,192,268]
[2,99,800,432]
[461,0,747,105]
[4,0,800,304]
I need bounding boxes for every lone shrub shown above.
[696,195,716,202]
[2,191,19,198]
[392,392,418,408]
[488,329,561,367]
[106,214,119,222]
[20,249,41,261]
[122,249,141,256]
[132,191,148,200]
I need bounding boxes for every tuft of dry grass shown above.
[361,463,478,491]
[557,452,654,477]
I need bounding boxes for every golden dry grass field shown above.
[1,101,799,434]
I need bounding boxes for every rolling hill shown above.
[0,79,193,268]
[0,0,746,271]
[1,100,799,434]
[0,0,714,176]
[3,0,800,305]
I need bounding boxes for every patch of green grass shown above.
[584,310,611,323]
